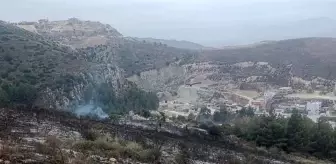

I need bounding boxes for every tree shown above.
[200,107,211,116]
[286,109,307,152]
[238,107,255,117]
[307,86,314,93]
[197,107,212,123]
[96,83,159,114]
[187,113,196,121]
[138,110,151,118]
[1,83,37,107]
[155,112,166,131]
[255,116,287,149]
[309,119,334,158]
[213,109,231,123]
[213,111,221,122]
[159,112,166,123]
[177,115,187,122]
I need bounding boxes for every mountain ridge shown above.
[129,37,209,50]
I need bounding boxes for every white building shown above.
[306,101,322,115]
[264,91,277,108]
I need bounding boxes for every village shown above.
[158,80,336,126]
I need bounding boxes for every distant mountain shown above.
[203,37,336,79]
[215,17,336,46]
[130,37,208,50]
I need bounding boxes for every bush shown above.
[82,129,100,141]
[138,148,161,162]
[4,55,13,62]
[35,136,66,163]
[72,141,96,151]
[177,115,187,122]
[125,142,143,152]
[73,133,158,163]
[207,126,222,137]
[0,82,37,107]
[137,110,151,118]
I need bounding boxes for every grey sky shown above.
[1,0,336,46]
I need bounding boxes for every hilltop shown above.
[16,18,122,48]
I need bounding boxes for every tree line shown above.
[206,108,336,161]
[95,82,159,115]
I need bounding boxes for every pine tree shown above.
[286,109,305,152]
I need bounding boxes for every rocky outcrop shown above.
[37,45,129,111]
[128,65,187,92]
[16,18,122,48]
[35,64,126,111]
[128,61,291,92]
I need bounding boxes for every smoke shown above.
[74,104,109,119]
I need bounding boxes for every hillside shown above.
[0,21,158,113]
[1,107,333,164]
[130,37,207,50]
[0,20,89,108]
[202,38,336,79]
[79,39,198,76]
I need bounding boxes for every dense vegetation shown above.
[207,109,336,161]
[0,21,88,108]
[92,82,159,115]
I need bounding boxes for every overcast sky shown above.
[1,0,336,46]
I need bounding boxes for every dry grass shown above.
[72,133,161,163]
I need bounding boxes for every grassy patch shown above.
[73,134,161,163]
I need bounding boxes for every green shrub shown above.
[82,129,100,141]
[73,132,160,163]
[72,141,95,151]
[138,148,161,162]
[125,142,143,152]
